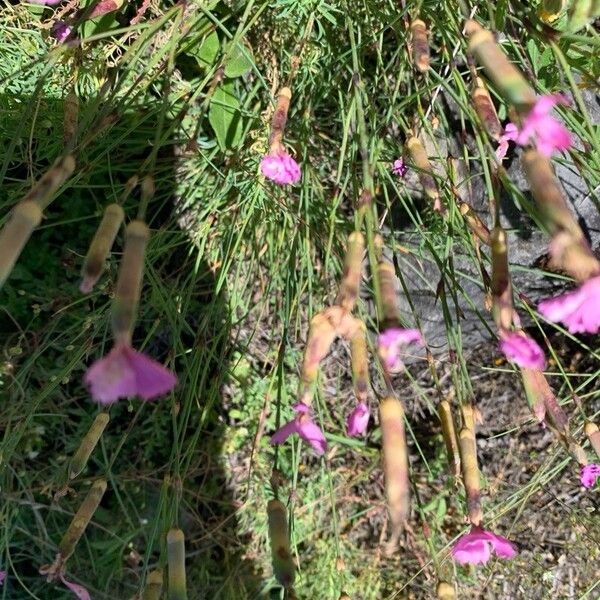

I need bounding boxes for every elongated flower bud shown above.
[143,570,164,600]
[64,89,78,148]
[459,202,491,246]
[461,403,478,434]
[80,204,125,293]
[438,400,460,477]
[350,324,369,403]
[59,479,107,561]
[521,368,568,432]
[380,397,410,531]
[267,499,295,588]
[459,428,482,526]
[336,232,365,311]
[465,20,536,109]
[406,137,443,213]
[585,421,600,459]
[111,220,150,342]
[437,581,456,600]
[377,262,401,328]
[410,19,430,73]
[0,201,43,289]
[491,226,513,331]
[167,528,187,600]
[69,413,110,479]
[269,87,292,153]
[471,77,502,141]
[23,155,76,210]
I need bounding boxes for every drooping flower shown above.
[51,21,73,43]
[84,342,177,405]
[499,330,545,370]
[392,158,407,177]
[377,327,424,372]
[452,526,517,565]
[260,153,301,185]
[538,275,600,334]
[580,464,600,488]
[270,403,326,455]
[347,402,370,436]
[60,575,91,600]
[500,94,572,157]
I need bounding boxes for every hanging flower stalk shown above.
[452,427,518,564]
[260,87,301,185]
[491,226,546,369]
[380,396,411,534]
[335,231,365,311]
[267,499,296,588]
[84,212,178,404]
[410,18,430,73]
[465,20,536,109]
[167,529,187,600]
[376,260,423,373]
[347,324,370,436]
[438,399,461,478]
[69,412,110,479]
[80,203,125,293]
[142,570,163,600]
[405,136,444,213]
[471,76,502,142]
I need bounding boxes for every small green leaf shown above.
[190,31,220,69]
[224,42,253,78]
[208,82,243,150]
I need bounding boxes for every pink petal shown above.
[499,331,545,370]
[496,138,510,160]
[89,0,118,17]
[392,158,407,177]
[51,21,72,43]
[452,536,491,565]
[347,402,370,436]
[260,153,301,185]
[502,122,519,141]
[292,402,310,414]
[580,464,600,488]
[60,576,91,600]
[0,571,5,585]
[535,119,572,157]
[270,419,299,446]
[377,327,424,372]
[297,419,327,455]
[482,530,518,559]
[122,346,178,401]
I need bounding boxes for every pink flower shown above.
[452,526,517,565]
[580,464,600,488]
[538,275,600,334]
[347,402,370,436]
[0,571,5,584]
[60,575,91,599]
[270,403,327,455]
[51,21,72,43]
[501,94,572,157]
[392,158,407,177]
[377,327,424,372]
[499,330,545,370]
[84,342,177,405]
[260,153,301,185]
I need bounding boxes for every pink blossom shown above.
[499,330,545,370]
[452,526,517,565]
[260,153,301,185]
[377,327,424,372]
[580,464,600,488]
[84,342,177,405]
[501,94,572,157]
[538,275,600,334]
[89,0,118,17]
[392,158,407,177]
[347,402,370,436]
[270,403,327,455]
[0,571,5,584]
[60,576,91,599]
[51,21,72,43]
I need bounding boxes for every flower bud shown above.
[142,570,163,600]
[584,421,600,459]
[406,137,443,213]
[376,261,401,328]
[471,77,502,141]
[380,397,410,531]
[336,231,364,311]
[0,201,43,289]
[80,204,124,293]
[459,428,482,526]
[167,528,187,600]
[410,19,430,73]
[59,479,107,561]
[459,202,491,246]
[269,87,292,153]
[23,155,76,209]
[69,412,110,479]
[438,400,460,477]
[350,324,369,403]
[267,499,296,588]
[465,20,536,109]
[111,220,150,342]
[491,226,513,331]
